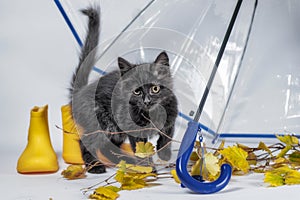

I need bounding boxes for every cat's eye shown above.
[133,88,142,96]
[151,85,160,94]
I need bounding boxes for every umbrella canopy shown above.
[55,0,300,151]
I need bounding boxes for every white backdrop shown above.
[1,0,300,199]
[0,0,151,154]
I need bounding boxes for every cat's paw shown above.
[157,148,171,161]
[87,165,106,174]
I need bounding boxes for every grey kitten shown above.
[70,7,178,173]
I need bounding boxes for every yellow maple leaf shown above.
[253,169,265,173]
[237,143,251,152]
[205,153,220,176]
[276,135,299,145]
[264,171,284,187]
[190,158,202,176]
[121,177,146,190]
[190,153,220,180]
[218,140,225,149]
[189,151,199,161]
[115,171,156,190]
[274,157,287,164]
[128,172,157,180]
[127,165,153,174]
[116,161,153,173]
[115,161,157,191]
[105,186,121,192]
[214,140,225,156]
[247,152,257,166]
[285,170,300,185]
[258,141,272,155]
[117,160,127,173]
[89,186,120,200]
[61,165,86,180]
[289,151,300,164]
[264,166,300,187]
[119,174,144,190]
[273,165,292,173]
[135,142,155,158]
[115,170,125,183]
[277,145,292,158]
[219,146,249,173]
[170,169,181,184]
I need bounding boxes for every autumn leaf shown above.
[61,165,86,180]
[237,143,251,152]
[253,169,265,173]
[264,171,284,187]
[190,153,220,181]
[115,169,125,183]
[121,179,146,190]
[170,169,181,184]
[135,142,155,158]
[264,166,300,187]
[214,140,225,156]
[247,152,257,166]
[129,172,157,180]
[89,186,120,200]
[115,171,147,190]
[90,160,158,200]
[258,141,272,156]
[127,165,153,174]
[196,141,207,155]
[218,140,225,150]
[264,166,291,187]
[115,170,157,190]
[288,151,300,164]
[191,158,202,176]
[115,161,157,191]
[205,153,220,176]
[276,135,299,145]
[105,186,122,192]
[276,136,296,157]
[277,145,292,158]
[219,146,249,173]
[285,170,300,185]
[190,151,199,161]
[274,157,286,164]
[116,161,153,173]
[273,157,288,168]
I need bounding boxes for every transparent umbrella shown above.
[54,0,300,194]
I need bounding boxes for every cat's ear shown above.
[154,51,169,66]
[118,57,133,76]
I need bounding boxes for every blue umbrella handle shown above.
[176,121,232,194]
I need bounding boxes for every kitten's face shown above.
[130,83,162,110]
[118,52,174,112]
[111,52,174,130]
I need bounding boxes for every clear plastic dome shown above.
[55,0,300,164]
[217,0,300,140]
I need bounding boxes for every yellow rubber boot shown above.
[17,105,59,174]
[61,104,84,164]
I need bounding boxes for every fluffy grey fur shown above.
[70,7,178,173]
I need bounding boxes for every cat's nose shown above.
[143,95,151,105]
